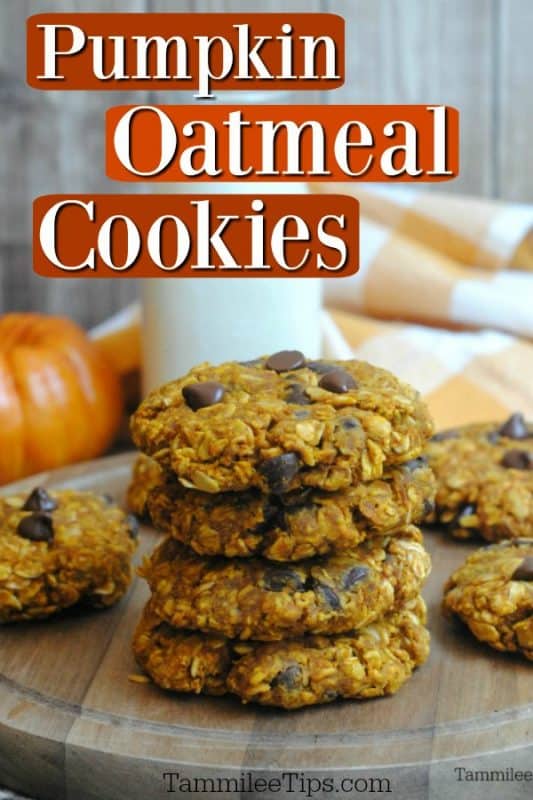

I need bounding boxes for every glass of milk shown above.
[142,90,322,393]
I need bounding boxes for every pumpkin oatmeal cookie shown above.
[141,526,430,641]
[146,456,435,561]
[443,538,533,659]
[133,601,231,697]
[425,414,533,540]
[133,596,429,709]
[127,454,163,519]
[0,487,137,622]
[130,353,434,494]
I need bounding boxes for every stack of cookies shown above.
[128,352,435,709]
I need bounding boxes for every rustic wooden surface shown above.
[0,0,531,325]
[0,452,531,800]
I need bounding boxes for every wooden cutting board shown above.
[0,453,531,800]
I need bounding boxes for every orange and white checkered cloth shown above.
[92,187,533,434]
[322,215,532,339]
[323,309,533,430]
[314,183,533,272]
[316,185,533,428]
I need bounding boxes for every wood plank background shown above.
[0,0,531,327]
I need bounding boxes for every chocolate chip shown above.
[451,504,477,527]
[486,431,501,444]
[182,381,225,411]
[265,350,306,372]
[403,456,428,472]
[309,579,341,609]
[285,383,311,405]
[342,565,369,589]
[100,493,114,506]
[318,584,341,609]
[239,358,263,368]
[500,450,533,470]
[126,513,140,540]
[306,360,336,375]
[431,429,459,442]
[511,556,533,581]
[22,488,57,513]
[263,567,304,592]
[17,513,54,542]
[498,413,531,440]
[319,369,357,394]
[259,453,301,494]
[293,409,311,419]
[271,664,302,689]
[339,417,359,430]
[423,498,435,517]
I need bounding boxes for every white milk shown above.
[141,93,323,392]
[142,275,322,390]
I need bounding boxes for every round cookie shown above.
[130,353,434,494]
[133,602,231,697]
[147,456,436,561]
[133,596,429,709]
[127,454,163,519]
[443,538,533,659]
[0,487,138,623]
[425,413,533,540]
[229,596,429,708]
[141,526,431,641]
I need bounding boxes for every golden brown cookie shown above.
[141,527,431,641]
[147,456,435,561]
[133,601,231,696]
[443,538,533,659]
[133,596,429,709]
[426,414,533,541]
[131,354,434,494]
[126,454,163,519]
[0,487,137,622]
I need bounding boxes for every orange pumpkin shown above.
[0,313,124,485]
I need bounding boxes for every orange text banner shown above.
[27,13,345,94]
[105,104,459,182]
[33,193,359,277]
